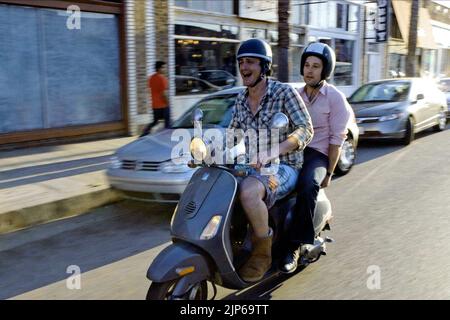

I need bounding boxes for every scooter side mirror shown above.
[192,108,204,123]
[270,112,289,129]
[227,137,246,161]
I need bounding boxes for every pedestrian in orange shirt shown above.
[140,61,171,137]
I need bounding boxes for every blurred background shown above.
[0,0,449,147]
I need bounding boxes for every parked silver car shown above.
[106,85,359,202]
[437,77,450,117]
[349,78,447,145]
[197,70,237,88]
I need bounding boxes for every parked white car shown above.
[106,84,359,202]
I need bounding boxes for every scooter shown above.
[145,111,334,300]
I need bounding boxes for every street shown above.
[1,126,450,300]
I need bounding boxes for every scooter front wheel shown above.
[146,279,208,300]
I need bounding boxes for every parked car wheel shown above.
[433,109,447,132]
[335,136,356,176]
[402,117,415,145]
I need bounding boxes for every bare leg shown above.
[239,177,269,238]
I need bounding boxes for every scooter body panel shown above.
[146,242,211,283]
[149,167,333,293]
[171,167,243,282]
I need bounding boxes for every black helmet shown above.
[237,38,272,63]
[300,42,336,80]
[237,38,272,76]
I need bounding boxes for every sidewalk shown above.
[0,136,136,234]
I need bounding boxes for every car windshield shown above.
[172,94,237,128]
[349,81,411,103]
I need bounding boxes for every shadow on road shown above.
[0,200,175,299]
[353,126,447,166]
[221,267,306,300]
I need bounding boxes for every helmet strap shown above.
[249,73,265,88]
[306,80,323,102]
[307,79,323,89]
[249,61,267,88]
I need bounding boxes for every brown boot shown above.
[239,229,273,282]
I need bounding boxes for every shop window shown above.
[0,4,121,134]
[333,39,354,86]
[337,4,345,29]
[242,28,266,40]
[175,22,238,39]
[303,1,359,31]
[175,39,238,95]
[289,46,303,83]
[175,0,233,15]
[388,54,406,78]
[347,4,359,32]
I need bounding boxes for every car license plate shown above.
[358,126,365,134]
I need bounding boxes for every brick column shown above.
[135,0,148,116]
[125,0,172,135]
[153,0,174,121]
[124,0,138,136]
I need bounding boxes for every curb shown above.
[0,188,123,235]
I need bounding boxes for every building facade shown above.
[0,0,366,147]
[362,0,450,83]
[172,0,365,114]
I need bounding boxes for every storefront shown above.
[387,0,438,78]
[431,21,450,78]
[0,0,126,146]
[173,0,309,114]
[297,0,362,96]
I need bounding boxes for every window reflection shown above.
[175,0,233,15]
[334,39,354,86]
[175,23,238,39]
[175,39,238,95]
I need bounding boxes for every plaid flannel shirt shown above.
[228,79,313,169]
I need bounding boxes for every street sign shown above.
[376,0,390,42]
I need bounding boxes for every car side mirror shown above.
[270,112,289,129]
[416,93,424,100]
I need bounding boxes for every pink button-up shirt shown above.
[297,81,352,157]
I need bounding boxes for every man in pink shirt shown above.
[280,42,352,274]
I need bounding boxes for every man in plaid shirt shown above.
[229,39,313,282]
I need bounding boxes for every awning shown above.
[391,0,438,50]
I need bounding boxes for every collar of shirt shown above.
[300,80,329,104]
[237,78,277,117]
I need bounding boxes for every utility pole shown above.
[278,0,290,82]
[406,0,419,77]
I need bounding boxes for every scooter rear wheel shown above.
[146,279,208,300]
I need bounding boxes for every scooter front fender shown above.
[147,242,212,285]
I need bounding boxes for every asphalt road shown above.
[1,126,450,300]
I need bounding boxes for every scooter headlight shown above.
[189,137,207,162]
[200,215,222,240]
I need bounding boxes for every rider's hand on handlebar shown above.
[250,152,278,170]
